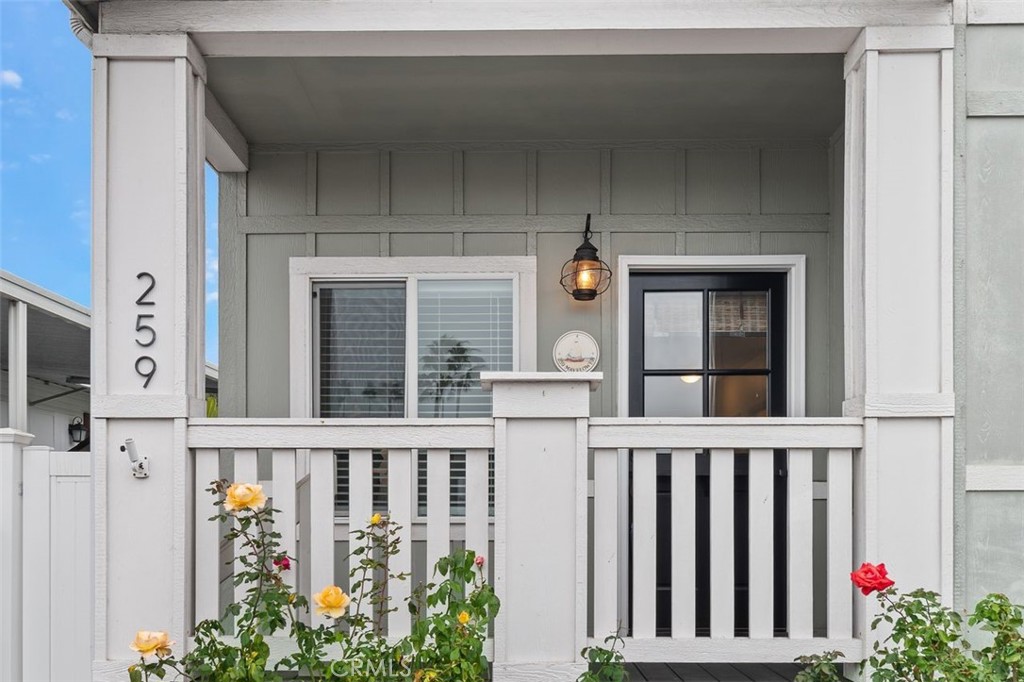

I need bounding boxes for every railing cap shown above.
[479,371,602,392]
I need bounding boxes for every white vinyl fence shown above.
[0,431,92,682]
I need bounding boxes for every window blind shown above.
[318,283,406,418]
[417,280,513,418]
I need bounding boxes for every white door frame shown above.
[616,254,807,419]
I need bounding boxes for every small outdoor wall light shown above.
[560,214,612,301]
[68,416,88,444]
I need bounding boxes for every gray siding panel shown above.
[966,26,1024,93]
[685,231,755,255]
[965,117,1024,464]
[390,232,455,256]
[247,152,307,216]
[464,151,527,215]
[246,233,306,416]
[537,150,601,215]
[390,152,454,215]
[760,148,830,214]
[685,149,756,215]
[965,492,1024,606]
[463,232,528,256]
[316,232,381,257]
[610,150,676,215]
[317,152,381,215]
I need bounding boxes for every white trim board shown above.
[615,254,808,419]
[288,256,537,418]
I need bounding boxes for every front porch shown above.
[9,7,955,681]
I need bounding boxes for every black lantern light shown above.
[559,214,612,301]
[68,416,88,444]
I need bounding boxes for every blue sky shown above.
[1,0,220,364]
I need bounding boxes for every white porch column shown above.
[0,428,33,682]
[483,372,600,682]
[843,26,955,639]
[90,35,207,677]
[6,299,28,432]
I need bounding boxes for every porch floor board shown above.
[626,662,806,682]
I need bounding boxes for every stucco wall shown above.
[219,142,845,419]
[960,23,1024,607]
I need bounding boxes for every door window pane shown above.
[710,375,768,417]
[709,292,768,370]
[643,375,703,417]
[319,283,406,417]
[417,280,513,417]
[644,292,703,370]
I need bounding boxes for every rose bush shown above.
[127,479,499,682]
[797,562,1024,682]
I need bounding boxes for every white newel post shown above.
[0,429,33,682]
[482,372,600,681]
[843,26,955,660]
[91,35,207,679]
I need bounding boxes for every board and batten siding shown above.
[960,23,1024,608]
[220,143,843,420]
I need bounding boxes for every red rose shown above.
[474,555,485,568]
[273,556,291,571]
[850,562,894,595]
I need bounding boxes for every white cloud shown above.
[206,291,219,304]
[1,70,23,89]
[55,108,74,121]
[29,153,51,164]
[0,160,20,171]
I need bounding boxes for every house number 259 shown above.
[134,272,157,388]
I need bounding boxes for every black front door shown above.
[628,271,788,637]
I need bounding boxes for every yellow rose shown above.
[457,611,470,625]
[313,585,351,619]
[223,483,267,513]
[130,630,174,658]
[370,512,382,526]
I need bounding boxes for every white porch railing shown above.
[588,418,864,663]
[186,418,495,638]
[185,413,865,668]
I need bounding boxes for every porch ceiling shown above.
[206,53,845,144]
[0,301,90,386]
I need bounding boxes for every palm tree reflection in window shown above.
[419,335,486,417]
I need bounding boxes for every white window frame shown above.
[289,256,537,418]
[616,254,808,419]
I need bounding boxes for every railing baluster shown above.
[827,448,854,639]
[788,448,814,638]
[632,448,657,638]
[670,448,697,639]
[710,448,735,638]
[748,448,775,639]
[272,449,297,591]
[465,448,490,566]
[348,448,373,620]
[194,448,220,624]
[426,448,451,610]
[308,449,336,611]
[388,449,414,637]
[234,449,259,610]
[593,448,619,637]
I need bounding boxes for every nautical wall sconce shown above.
[560,214,612,301]
[68,416,88,444]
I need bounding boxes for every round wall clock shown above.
[553,331,600,373]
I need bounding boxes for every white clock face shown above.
[553,331,600,373]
